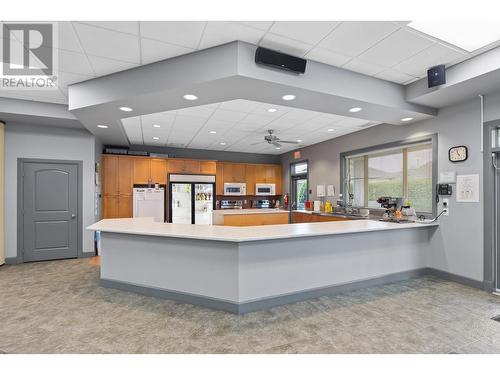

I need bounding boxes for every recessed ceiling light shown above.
[97,125,108,129]
[152,136,160,140]
[327,128,335,132]
[220,142,226,146]
[268,108,277,113]
[276,147,281,150]
[282,94,296,101]
[209,130,217,134]
[119,106,133,112]
[401,117,413,122]
[296,139,303,142]
[349,107,362,113]
[183,94,198,101]
[408,21,500,52]
[153,124,161,128]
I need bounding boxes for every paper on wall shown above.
[456,174,479,202]
[327,185,335,197]
[317,184,326,197]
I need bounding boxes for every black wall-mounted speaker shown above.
[255,47,307,74]
[427,65,446,88]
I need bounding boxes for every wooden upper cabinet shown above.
[168,159,200,174]
[254,164,266,183]
[183,159,200,174]
[223,163,246,183]
[273,165,283,195]
[117,157,133,195]
[150,158,167,184]
[103,155,118,196]
[133,158,150,184]
[216,162,224,195]
[245,164,256,195]
[200,160,216,175]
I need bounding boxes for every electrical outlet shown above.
[442,198,450,216]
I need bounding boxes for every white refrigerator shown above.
[169,174,215,225]
[133,186,165,222]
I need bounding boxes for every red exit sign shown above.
[294,151,301,159]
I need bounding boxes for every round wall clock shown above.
[449,145,468,162]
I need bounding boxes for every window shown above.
[344,141,433,213]
[291,161,308,210]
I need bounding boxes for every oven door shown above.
[224,186,243,196]
[256,184,275,196]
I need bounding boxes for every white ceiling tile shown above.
[174,115,208,126]
[86,55,139,76]
[79,21,139,35]
[358,28,435,68]
[140,21,206,49]
[311,113,347,125]
[219,99,259,112]
[319,21,400,57]
[211,109,247,122]
[58,49,95,76]
[376,69,417,84]
[140,38,194,65]
[73,22,140,64]
[176,104,217,118]
[259,33,313,57]
[305,47,352,67]
[58,22,84,53]
[342,58,386,76]
[334,117,372,128]
[203,119,234,129]
[199,22,266,50]
[233,21,274,31]
[269,21,341,45]
[240,113,274,126]
[393,43,465,77]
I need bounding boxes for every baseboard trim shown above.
[80,251,96,258]
[5,256,22,265]
[426,267,485,290]
[101,268,430,314]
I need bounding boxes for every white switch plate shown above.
[442,198,450,216]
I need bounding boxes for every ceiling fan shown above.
[252,129,300,148]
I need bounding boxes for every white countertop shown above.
[213,209,289,216]
[88,217,438,243]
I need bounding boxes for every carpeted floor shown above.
[1,258,500,354]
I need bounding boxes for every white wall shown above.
[4,123,96,258]
[281,92,500,282]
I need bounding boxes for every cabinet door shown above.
[150,158,167,184]
[216,163,224,195]
[232,163,246,182]
[167,159,184,174]
[118,157,133,195]
[222,163,233,183]
[103,156,118,195]
[133,158,150,184]
[273,165,282,195]
[184,159,201,174]
[103,196,118,218]
[117,195,133,218]
[245,164,256,195]
[254,164,266,183]
[200,160,216,175]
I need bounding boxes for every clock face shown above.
[449,146,468,162]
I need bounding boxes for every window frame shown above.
[340,135,438,217]
[290,159,309,211]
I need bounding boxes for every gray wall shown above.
[4,123,96,258]
[126,144,280,164]
[281,92,500,282]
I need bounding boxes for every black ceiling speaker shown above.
[427,65,446,88]
[255,47,307,74]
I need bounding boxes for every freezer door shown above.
[194,183,214,225]
[171,183,192,224]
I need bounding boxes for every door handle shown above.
[71,214,76,219]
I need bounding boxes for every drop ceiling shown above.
[3,20,497,105]
[122,99,378,154]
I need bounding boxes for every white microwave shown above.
[255,183,276,196]
[223,182,246,196]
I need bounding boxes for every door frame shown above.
[289,160,309,222]
[17,158,84,262]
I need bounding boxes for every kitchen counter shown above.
[89,217,438,313]
[88,217,437,242]
[212,208,289,226]
[214,208,288,216]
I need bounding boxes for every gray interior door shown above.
[22,161,79,262]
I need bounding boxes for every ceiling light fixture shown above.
[282,94,296,101]
[220,142,226,146]
[267,108,277,113]
[152,136,160,140]
[296,139,303,142]
[97,125,108,129]
[401,117,413,122]
[408,21,500,52]
[183,94,198,101]
[119,106,133,112]
[327,128,335,132]
[276,147,281,150]
[209,130,217,134]
[153,124,161,128]
[349,107,362,113]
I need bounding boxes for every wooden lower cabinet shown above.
[102,195,132,219]
[223,213,289,226]
[292,212,350,223]
[117,195,133,218]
